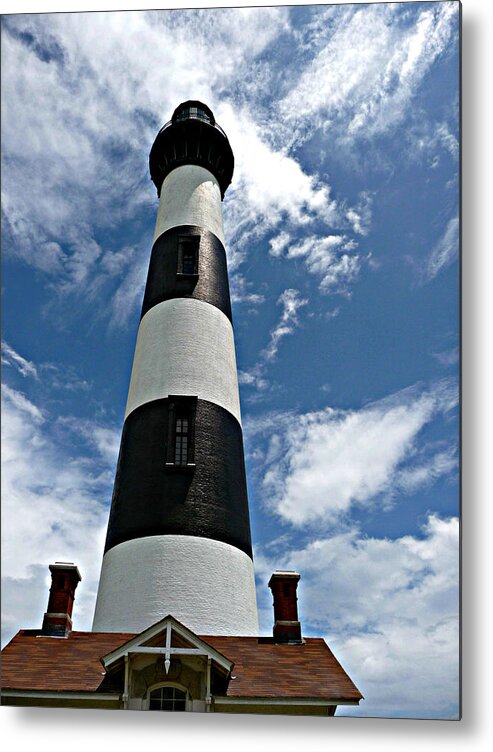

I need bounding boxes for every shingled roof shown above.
[1,631,134,693]
[1,630,362,702]
[203,635,362,701]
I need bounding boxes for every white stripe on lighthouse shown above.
[92,535,259,635]
[125,298,241,423]
[153,164,225,246]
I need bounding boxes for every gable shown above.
[100,615,233,676]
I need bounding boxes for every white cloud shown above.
[269,231,291,257]
[221,104,340,261]
[1,384,111,645]
[269,232,368,294]
[346,192,373,236]
[1,7,389,318]
[1,383,44,423]
[1,4,459,323]
[412,120,459,167]
[434,122,460,161]
[0,9,291,316]
[238,289,308,395]
[238,366,269,392]
[263,288,308,361]
[258,380,458,526]
[229,273,265,306]
[244,410,296,442]
[396,447,458,493]
[1,341,38,379]
[280,2,458,149]
[432,346,459,367]
[255,514,459,718]
[105,247,149,329]
[57,416,121,469]
[423,216,459,282]
[89,426,121,467]
[1,566,54,647]
[40,362,93,394]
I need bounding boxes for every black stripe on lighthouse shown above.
[103,397,252,559]
[141,225,232,322]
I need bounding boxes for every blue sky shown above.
[1,2,459,719]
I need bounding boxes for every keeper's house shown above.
[1,564,362,714]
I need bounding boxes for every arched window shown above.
[148,685,187,711]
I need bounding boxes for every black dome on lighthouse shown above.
[149,100,234,199]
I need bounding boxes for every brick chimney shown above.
[41,562,81,637]
[268,571,303,644]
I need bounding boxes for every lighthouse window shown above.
[166,397,197,469]
[177,236,199,277]
[175,105,211,124]
[149,686,187,711]
[174,414,189,466]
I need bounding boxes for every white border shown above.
[2,1,492,751]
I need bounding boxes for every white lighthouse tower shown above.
[92,101,259,636]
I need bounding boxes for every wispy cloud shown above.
[254,380,458,526]
[280,3,458,149]
[1,384,43,423]
[345,192,373,236]
[1,9,290,320]
[229,273,265,307]
[270,233,369,294]
[423,216,459,283]
[1,341,38,379]
[39,362,93,395]
[396,446,457,493]
[1,3,459,330]
[255,513,459,719]
[411,120,459,167]
[2,343,96,401]
[56,416,121,469]
[263,288,308,361]
[105,248,149,329]
[238,288,308,396]
[238,366,269,392]
[432,346,459,367]
[221,104,341,263]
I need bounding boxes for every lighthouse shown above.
[92,101,259,636]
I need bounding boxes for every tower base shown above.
[92,534,259,635]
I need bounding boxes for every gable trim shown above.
[100,615,233,673]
